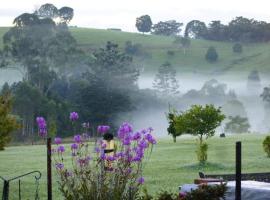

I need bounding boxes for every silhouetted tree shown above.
[136,15,152,34]
[205,47,218,62]
[233,43,243,53]
[153,62,179,96]
[185,20,207,38]
[152,20,183,36]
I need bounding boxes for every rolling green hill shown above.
[1,27,270,76]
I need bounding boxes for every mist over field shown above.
[135,73,270,136]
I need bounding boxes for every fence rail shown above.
[0,170,42,200]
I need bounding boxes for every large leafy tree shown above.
[58,7,74,24]
[152,20,183,36]
[3,4,79,94]
[0,93,20,150]
[91,41,139,90]
[206,21,228,41]
[136,15,152,34]
[174,105,225,163]
[35,3,58,19]
[153,62,179,96]
[184,20,207,38]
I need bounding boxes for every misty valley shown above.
[1,2,270,200]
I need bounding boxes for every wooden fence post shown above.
[236,141,241,200]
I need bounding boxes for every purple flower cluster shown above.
[137,177,145,185]
[36,117,47,137]
[50,116,156,191]
[73,135,82,143]
[56,163,64,170]
[97,125,110,134]
[77,156,92,167]
[54,137,62,145]
[70,112,79,121]
[94,123,156,165]
[57,145,65,153]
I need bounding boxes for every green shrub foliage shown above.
[263,136,270,157]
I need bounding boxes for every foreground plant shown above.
[263,136,270,157]
[38,112,156,200]
[179,183,227,200]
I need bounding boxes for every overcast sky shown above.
[1,0,270,32]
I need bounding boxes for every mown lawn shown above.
[0,134,269,199]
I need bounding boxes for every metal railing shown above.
[0,170,42,200]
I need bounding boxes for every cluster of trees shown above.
[0,4,150,145]
[136,15,270,43]
[136,15,183,36]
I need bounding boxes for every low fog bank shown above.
[133,73,270,137]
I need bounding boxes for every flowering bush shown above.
[37,112,156,200]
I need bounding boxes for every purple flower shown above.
[39,128,47,137]
[55,163,64,170]
[70,112,79,121]
[73,135,82,143]
[54,137,62,145]
[132,156,142,162]
[107,155,116,162]
[137,177,145,184]
[36,117,46,129]
[97,125,110,134]
[148,127,154,132]
[115,152,124,158]
[139,139,148,149]
[145,134,157,144]
[132,132,141,141]
[36,117,47,137]
[126,168,132,174]
[94,146,100,153]
[101,142,107,149]
[118,122,133,139]
[57,145,65,153]
[71,143,78,150]
[123,137,131,146]
[141,129,148,135]
[100,153,106,160]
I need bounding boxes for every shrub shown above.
[263,136,270,157]
[205,47,218,62]
[233,43,242,53]
[156,190,178,200]
[179,183,227,200]
[196,142,208,164]
[167,50,175,56]
[37,113,157,200]
[0,93,20,150]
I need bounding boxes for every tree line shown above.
[136,15,270,42]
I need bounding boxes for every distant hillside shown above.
[1,27,270,76]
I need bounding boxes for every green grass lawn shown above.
[0,134,269,199]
